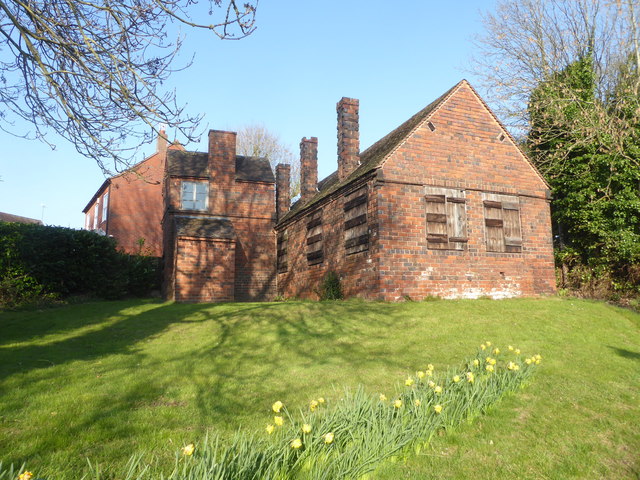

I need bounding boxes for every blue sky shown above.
[0,1,497,228]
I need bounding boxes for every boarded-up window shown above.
[424,187,467,250]
[277,230,288,273]
[343,186,369,255]
[306,210,323,265]
[482,193,522,253]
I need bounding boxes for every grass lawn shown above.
[0,297,639,479]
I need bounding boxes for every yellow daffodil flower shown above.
[480,343,486,350]
[493,348,500,355]
[453,375,460,383]
[473,359,480,366]
[393,399,403,408]
[379,393,388,402]
[291,438,303,449]
[486,365,494,372]
[318,397,325,404]
[427,364,435,371]
[426,369,433,377]
[466,372,475,383]
[490,358,497,365]
[302,424,312,434]
[417,370,425,379]
[182,444,195,456]
[272,400,284,413]
[434,404,443,414]
[405,377,414,387]
[514,364,520,371]
[274,416,284,426]
[266,424,275,435]
[434,385,443,394]
[414,399,421,407]
[18,472,33,480]
[323,432,334,444]
[486,356,492,363]
[310,400,319,412]
[486,341,492,346]
[508,345,514,351]
[428,380,436,388]
[515,348,521,355]
[507,361,516,370]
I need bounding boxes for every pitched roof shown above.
[279,82,461,224]
[0,212,42,224]
[174,216,235,239]
[167,152,275,183]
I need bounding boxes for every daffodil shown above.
[291,438,303,449]
[486,356,492,363]
[318,397,325,404]
[323,432,334,444]
[274,416,284,426]
[310,400,319,412]
[508,345,514,351]
[266,424,275,434]
[466,372,475,383]
[428,380,436,388]
[480,344,486,350]
[486,365,494,372]
[393,399,403,408]
[473,359,480,367]
[18,472,33,480]
[417,370,425,379]
[525,358,532,365]
[379,393,388,402]
[489,358,496,365]
[405,376,414,387]
[493,348,500,355]
[507,361,516,370]
[514,364,520,371]
[302,424,312,434]
[434,385,443,394]
[486,341,492,346]
[414,399,421,407]
[182,444,195,456]
[272,400,284,413]
[426,369,433,377]
[453,375,460,383]
[515,348,521,355]
[434,404,443,414]
[427,363,435,371]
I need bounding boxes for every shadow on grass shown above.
[607,346,640,361]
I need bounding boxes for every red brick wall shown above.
[276,177,380,299]
[174,237,235,302]
[375,82,555,299]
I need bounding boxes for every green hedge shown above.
[0,222,159,307]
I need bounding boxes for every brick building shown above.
[82,130,183,256]
[274,80,556,300]
[82,79,556,302]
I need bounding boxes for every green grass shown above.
[0,298,638,479]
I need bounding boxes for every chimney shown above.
[337,97,360,180]
[300,137,318,202]
[208,129,237,179]
[275,163,291,221]
[157,126,168,154]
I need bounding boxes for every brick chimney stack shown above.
[275,163,291,221]
[157,126,168,154]
[208,129,237,180]
[300,137,318,202]
[337,97,360,180]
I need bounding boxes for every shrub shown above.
[320,271,343,300]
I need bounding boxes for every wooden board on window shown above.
[482,193,522,253]
[425,186,467,250]
[306,210,323,265]
[344,186,368,255]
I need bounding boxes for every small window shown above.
[306,209,323,265]
[482,193,522,253]
[343,186,369,255]
[102,193,109,222]
[85,213,91,230]
[277,230,288,273]
[425,187,468,250]
[181,181,208,210]
[93,203,99,229]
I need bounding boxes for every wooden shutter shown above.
[277,230,288,273]
[425,187,467,250]
[344,186,369,255]
[306,210,323,265]
[482,193,522,253]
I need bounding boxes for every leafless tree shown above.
[0,0,257,174]
[236,124,301,197]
